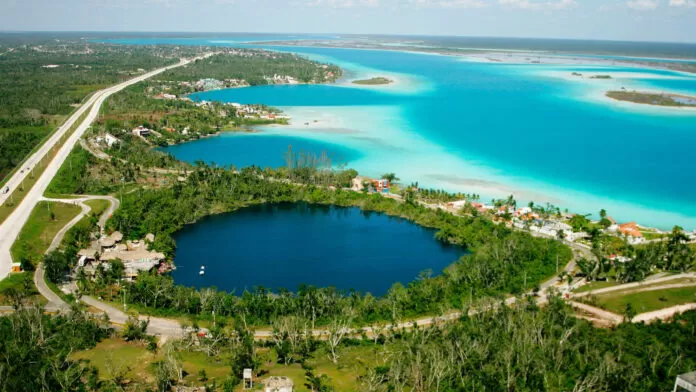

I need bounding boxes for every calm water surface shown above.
[171,203,464,295]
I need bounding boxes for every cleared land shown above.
[72,337,375,391]
[596,285,696,314]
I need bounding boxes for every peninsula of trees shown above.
[607,90,696,107]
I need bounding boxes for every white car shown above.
[1,186,9,194]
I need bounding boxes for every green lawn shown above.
[84,199,110,217]
[597,286,696,314]
[10,201,82,264]
[0,272,45,306]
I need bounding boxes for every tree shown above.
[122,314,149,341]
[381,173,399,183]
[326,308,355,364]
[623,302,637,322]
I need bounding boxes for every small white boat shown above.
[201,265,205,270]
[199,270,205,276]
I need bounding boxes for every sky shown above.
[1,0,695,43]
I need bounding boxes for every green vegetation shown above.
[352,77,392,85]
[45,144,97,196]
[597,286,696,314]
[19,298,696,391]
[0,38,191,181]
[84,199,110,217]
[161,50,342,90]
[0,109,89,224]
[0,272,41,306]
[0,305,111,391]
[607,90,696,107]
[41,160,567,328]
[10,201,82,264]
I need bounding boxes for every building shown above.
[371,179,390,193]
[264,376,294,392]
[11,263,22,273]
[618,222,643,238]
[132,126,151,137]
[96,133,120,147]
[77,232,164,280]
[674,371,696,392]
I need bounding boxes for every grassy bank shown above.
[10,201,82,264]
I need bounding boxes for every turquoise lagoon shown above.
[115,38,696,230]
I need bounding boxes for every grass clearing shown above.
[71,338,378,391]
[71,338,157,386]
[84,199,110,217]
[597,286,696,314]
[10,201,82,264]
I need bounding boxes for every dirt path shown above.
[568,301,623,325]
[572,273,696,298]
[633,303,696,324]
[33,195,120,312]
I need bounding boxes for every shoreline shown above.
[168,47,696,232]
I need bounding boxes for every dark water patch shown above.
[171,203,464,296]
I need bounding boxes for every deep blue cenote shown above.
[170,203,464,295]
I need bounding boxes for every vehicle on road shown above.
[1,186,8,195]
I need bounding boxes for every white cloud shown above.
[669,0,696,7]
[498,0,576,10]
[626,0,658,10]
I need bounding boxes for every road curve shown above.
[0,56,207,280]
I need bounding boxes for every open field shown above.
[9,201,82,264]
[84,199,111,217]
[596,285,696,314]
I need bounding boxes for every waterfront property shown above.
[77,231,166,280]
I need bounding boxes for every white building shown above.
[103,133,120,147]
[132,126,151,137]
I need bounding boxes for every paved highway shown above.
[0,56,202,280]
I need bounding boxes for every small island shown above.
[606,90,696,107]
[590,75,612,79]
[352,76,393,85]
